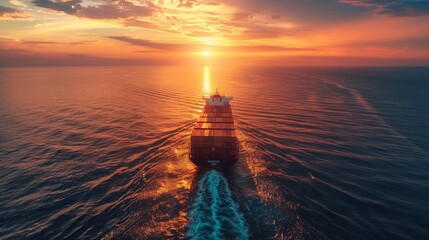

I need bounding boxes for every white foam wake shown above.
[186,171,249,240]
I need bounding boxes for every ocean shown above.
[0,66,428,239]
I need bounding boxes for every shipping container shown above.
[189,90,239,168]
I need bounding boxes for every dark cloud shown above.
[333,36,429,48]
[0,4,27,18]
[0,5,19,14]
[32,0,153,19]
[108,36,317,52]
[380,1,429,16]
[21,41,59,44]
[340,0,429,17]
[70,40,98,45]
[108,36,195,51]
[20,40,98,45]
[218,0,369,25]
[32,0,81,15]
[77,1,153,19]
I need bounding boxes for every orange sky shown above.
[1,0,429,66]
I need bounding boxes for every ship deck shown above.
[190,103,239,168]
[191,104,236,138]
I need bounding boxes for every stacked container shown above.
[189,103,239,168]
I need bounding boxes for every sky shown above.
[1,0,429,66]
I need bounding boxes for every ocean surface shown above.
[0,66,428,240]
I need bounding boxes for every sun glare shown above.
[202,51,211,56]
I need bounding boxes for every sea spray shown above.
[186,171,249,240]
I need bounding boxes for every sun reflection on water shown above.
[203,65,212,96]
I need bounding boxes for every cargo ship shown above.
[189,89,239,168]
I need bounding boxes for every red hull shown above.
[189,104,239,168]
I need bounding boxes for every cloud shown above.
[0,4,29,19]
[10,0,28,7]
[340,0,429,17]
[176,0,220,8]
[21,40,60,45]
[29,1,297,41]
[225,29,292,40]
[217,0,369,25]
[108,36,196,51]
[108,36,317,52]
[5,39,99,46]
[32,0,81,15]
[0,5,18,14]
[211,11,297,40]
[31,0,153,19]
[121,19,157,29]
[77,2,153,19]
[333,36,429,49]
[69,40,99,45]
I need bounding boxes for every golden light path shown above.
[203,66,212,96]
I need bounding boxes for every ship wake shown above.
[186,171,249,240]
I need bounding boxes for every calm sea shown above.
[0,66,428,239]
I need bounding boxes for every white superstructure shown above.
[203,89,233,106]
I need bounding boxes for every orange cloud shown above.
[1,0,429,66]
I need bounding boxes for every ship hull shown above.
[189,104,239,169]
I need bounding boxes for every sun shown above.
[202,51,211,56]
